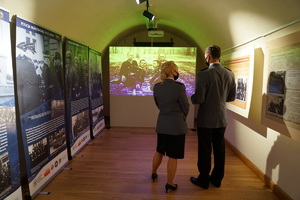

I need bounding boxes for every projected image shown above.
[109,47,196,96]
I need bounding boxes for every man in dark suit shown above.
[190,45,236,189]
[16,42,42,115]
[118,52,138,88]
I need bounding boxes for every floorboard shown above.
[34,127,279,200]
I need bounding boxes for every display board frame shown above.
[13,16,68,198]
[262,31,300,140]
[64,37,91,158]
[222,47,255,118]
[0,8,23,200]
[88,48,105,137]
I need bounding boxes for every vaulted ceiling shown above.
[1,0,300,52]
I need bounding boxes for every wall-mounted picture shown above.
[222,49,255,118]
[267,95,284,116]
[268,71,285,95]
[264,31,300,131]
[236,77,247,102]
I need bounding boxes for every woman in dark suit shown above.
[151,61,189,193]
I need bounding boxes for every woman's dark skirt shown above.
[156,133,186,159]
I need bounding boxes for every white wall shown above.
[110,96,195,128]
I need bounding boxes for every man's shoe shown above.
[209,176,221,188]
[210,180,221,188]
[190,177,208,189]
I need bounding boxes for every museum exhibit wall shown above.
[1,1,300,200]
[224,22,300,200]
[0,8,105,200]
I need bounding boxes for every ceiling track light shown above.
[136,0,147,4]
[143,10,155,20]
[136,0,155,20]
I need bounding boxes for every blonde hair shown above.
[160,61,176,81]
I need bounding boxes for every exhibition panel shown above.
[13,16,68,198]
[0,8,22,200]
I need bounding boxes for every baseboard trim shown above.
[225,140,292,200]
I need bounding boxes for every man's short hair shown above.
[206,45,221,59]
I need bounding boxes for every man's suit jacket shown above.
[191,63,236,128]
[154,79,189,135]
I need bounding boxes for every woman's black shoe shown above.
[151,173,158,182]
[165,183,178,193]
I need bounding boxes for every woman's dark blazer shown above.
[154,79,189,135]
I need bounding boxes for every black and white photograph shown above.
[92,105,104,123]
[64,42,89,101]
[51,99,65,118]
[236,77,247,101]
[268,71,285,95]
[0,152,12,198]
[15,34,63,116]
[0,107,15,127]
[267,95,284,116]
[49,128,66,155]
[71,110,90,139]
[28,138,49,172]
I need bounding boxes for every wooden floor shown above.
[34,127,279,200]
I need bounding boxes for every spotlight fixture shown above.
[136,0,147,4]
[143,10,155,20]
[136,0,156,21]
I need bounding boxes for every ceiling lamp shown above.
[143,10,155,20]
[136,0,155,20]
[136,0,147,4]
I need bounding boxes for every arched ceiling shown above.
[1,0,300,52]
